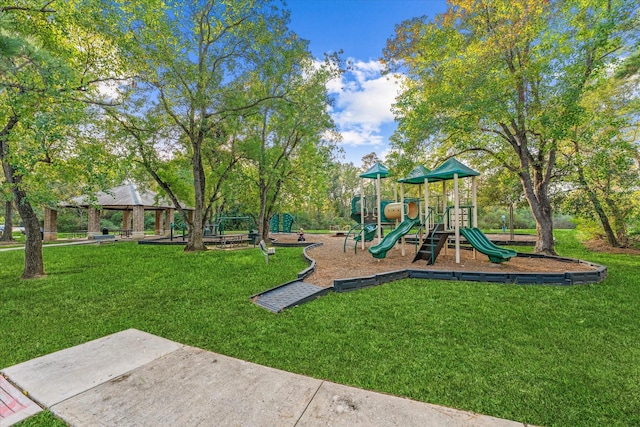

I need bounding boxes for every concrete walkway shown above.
[0,240,98,252]
[1,329,532,426]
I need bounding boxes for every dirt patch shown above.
[272,233,597,288]
[583,239,640,255]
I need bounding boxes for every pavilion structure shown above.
[44,184,192,241]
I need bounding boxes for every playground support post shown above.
[376,174,382,244]
[453,174,460,263]
[394,183,399,250]
[441,181,447,230]
[400,182,406,256]
[442,180,447,255]
[424,178,429,229]
[360,185,365,250]
[472,176,478,260]
[472,176,478,228]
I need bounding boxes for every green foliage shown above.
[0,1,125,277]
[383,0,639,254]
[233,43,340,237]
[1,2,122,201]
[556,60,640,246]
[326,161,361,220]
[101,0,340,249]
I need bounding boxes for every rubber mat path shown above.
[253,280,330,312]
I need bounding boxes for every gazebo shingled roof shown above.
[65,184,190,210]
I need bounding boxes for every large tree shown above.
[0,2,119,278]
[105,0,304,251]
[326,161,361,221]
[562,71,640,247]
[384,0,638,254]
[238,50,340,241]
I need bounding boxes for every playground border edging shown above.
[299,243,322,280]
[254,238,608,311]
[333,256,607,292]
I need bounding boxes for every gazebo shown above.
[44,184,192,241]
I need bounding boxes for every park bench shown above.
[259,240,275,264]
[92,234,115,245]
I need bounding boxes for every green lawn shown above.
[2,230,639,427]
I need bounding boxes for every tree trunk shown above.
[185,142,206,251]
[577,170,619,247]
[258,180,269,242]
[592,197,619,247]
[2,116,44,277]
[260,216,269,243]
[519,167,557,256]
[3,165,45,278]
[15,197,45,279]
[605,199,630,248]
[531,205,555,255]
[1,200,13,242]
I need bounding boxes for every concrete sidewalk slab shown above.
[52,347,322,426]
[0,376,41,427]
[1,329,530,426]
[298,381,519,426]
[1,329,181,408]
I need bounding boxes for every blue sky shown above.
[286,0,447,166]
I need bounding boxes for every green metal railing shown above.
[343,223,377,254]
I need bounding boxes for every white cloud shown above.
[327,59,403,149]
[340,129,386,147]
[348,59,385,84]
[379,147,398,162]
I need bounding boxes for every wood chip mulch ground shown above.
[273,233,598,288]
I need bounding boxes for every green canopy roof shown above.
[398,165,431,184]
[360,162,390,179]
[426,158,480,181]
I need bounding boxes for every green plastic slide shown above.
[459,228,517,263]
[368,218,419,259]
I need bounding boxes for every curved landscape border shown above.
[273,240,608,292]
[332,256,607,292]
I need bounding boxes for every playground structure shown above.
[255,233,607,312]
[206,214,256,236]
[270,213,295,234]
[346,158,519,265]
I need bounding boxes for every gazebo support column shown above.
[132,205,145,239]
[122,210,131,235]
[43,207,58,241]
[165,209,174,236]
[87,207,100,238]
[155,210,163,235]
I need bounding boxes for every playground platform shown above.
[1,329,528,426]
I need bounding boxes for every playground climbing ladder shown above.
[269,213,295,233]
